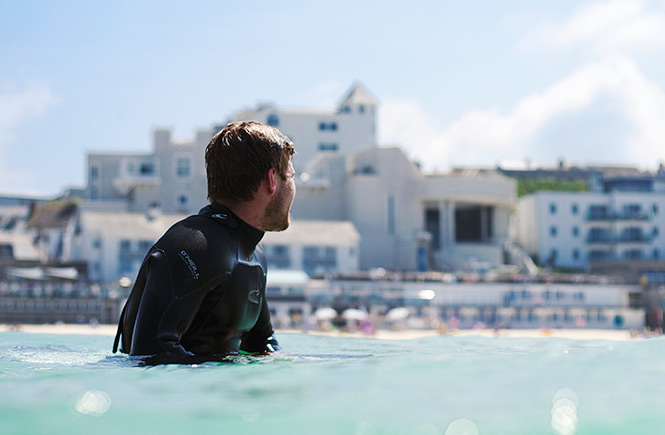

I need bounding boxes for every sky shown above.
[2,0,665,196]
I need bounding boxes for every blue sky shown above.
[2,0,665,196]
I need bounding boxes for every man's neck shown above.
[214,200,264,231]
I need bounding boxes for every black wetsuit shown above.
[112,203,279,364]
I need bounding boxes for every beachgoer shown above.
[113,121,296,364]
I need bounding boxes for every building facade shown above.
[293,147,516,272]
[515,175,665,274]
[85,129,212,215]
[227,82,377,174]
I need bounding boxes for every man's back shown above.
[113,204,276,363]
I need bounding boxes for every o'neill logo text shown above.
[179,250,200,280]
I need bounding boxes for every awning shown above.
[5,267,44,280]
[45,267,79,280]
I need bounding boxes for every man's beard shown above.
[261,189,291,232]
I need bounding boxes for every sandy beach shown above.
[0,323,641,341]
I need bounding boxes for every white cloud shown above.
[0,84,57,192]
[379,55,665,170]
[299,80,349,107]
[546,0,665,52]
[0,84,57,146]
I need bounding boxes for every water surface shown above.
[1,332,663,434]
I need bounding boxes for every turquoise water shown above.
[1,332,664,435]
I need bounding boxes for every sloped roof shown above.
[80,211,187,240]
[262,220,360,247]
[27,201,78,230]
[337,82,378,109]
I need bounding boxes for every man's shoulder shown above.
[172,214,233,235]
[154,215,237,278]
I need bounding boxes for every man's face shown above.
[261,160,296,232]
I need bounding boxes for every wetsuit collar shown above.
[198,203,265,251]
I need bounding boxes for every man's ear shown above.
[267,168,277,194]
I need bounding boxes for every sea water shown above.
[1,332,664,435]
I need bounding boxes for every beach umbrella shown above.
[314,307,337,320]
[386,307,410,321]
[342,308,369,321]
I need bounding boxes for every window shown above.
[90,165,99,180]
[654,249,660,260]
[550,203,557,214]
[138,240,153,252]
[425,207,440,250]
[573,248,580,260]
[387,196,395,235]
[589,250,610,261]
[3,217,17,231]
[140,162,155,175]
[0,244,13,259]
[589,205,609,220]
[653,204,659,216]
[177,194,189,207]
[624,249,642,260]
[571,204,578,215]
[302,245,337,275]
[119,258,134,274]
[589,227,609,243]
[176,157,190,178]
[572,226,579,237]
[455,205,493,243]
[318,143,339,152]
[267,114,279,127]
[318,122,338,131]
[273,245,288,256]
[266,244,290,268]
[358,105,365,114]
[550,226,558,237]
[119,240,131,252]
[93,239,102,249]
[623,204,642,219]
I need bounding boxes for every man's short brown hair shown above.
[205,121,295,202]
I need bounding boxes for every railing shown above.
[587,234,651,244]
[586,210,651,222]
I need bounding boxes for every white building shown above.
[70,207,359,283]
[227,82,377,174]
[81,82,516,276]
[293,147,516,272]
[85,129,211,214]
[85,82,376,215]
[71,209,186,282]
[311,278,644,330]
[262,220,360,276]
[515,175,665,273]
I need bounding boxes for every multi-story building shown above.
[81,82,516,277]
[69,207,360,283]
[85,82,377,214]
[293,147,516,272]
[226,82,377,174]
[85,129,211,215]
[515,174,665,274]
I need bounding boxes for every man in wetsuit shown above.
[113,121,296,364]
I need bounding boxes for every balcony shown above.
[587,233,651,245]
[586,210,651,222]
[586,235,614,244]
[616,234,651,244]
[112,161,161,195]
[614,211,650,222]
